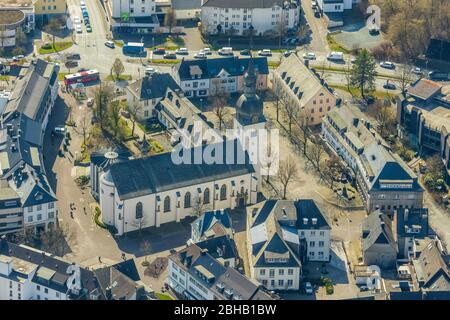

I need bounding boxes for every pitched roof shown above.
[127,73,180,101]
[414,240,450,290]
[396,208,429,239]
[362,210,397,252]
[195,235,238,261]
[109,139,255,200]
[407,79,442,101]
[192,209,232,239]
[173,57,269,81]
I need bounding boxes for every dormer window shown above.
[312,218,317,225]
[303,218,308,225]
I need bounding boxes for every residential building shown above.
[171,56,269,97]
[111,0,160,33]
[0,59,59,235]
[395,207,429,259]
[0,1,35,48]
[99,140,259,236]
[0,237,145,300]
[195,234,239,268]
[412,239,450,292]
[362,210,397,269]
[246,199,331,291]
[322,104,424,214]
[125,72,181,119]
[170,0,202,20]
[33,0,68,25]
[167,242,275,300]
[396,79,450,184]
[316,0,361,27]
[273,53,337,126]
[190,209,232,243]
[201,0,300,36]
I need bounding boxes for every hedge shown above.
[94,207,108,229]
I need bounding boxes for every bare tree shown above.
[127,101,142,138]
[79,114,89,146]
[396,64,414,95]
[164,8,177,34]
[94,82,114,131]
[277,156,298,199]
[140,240,152,263]
[292,111,310,155]
[40,223,76,257]
[15,27,27,48]
[262,141,278,183]
[211,92,230,131]
[192,195,210,217]
[323,155,345,189]
[108,100,122,138]
[111,58,125,81]
[309,139,325,173]
[282,98,297,134]
[131,216,147,236]
[375,97,396,138]
[271,78,284,122]
[44,18,61,51]
[276,14,288,49]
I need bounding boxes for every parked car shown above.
[54,126,66,135]
[380,61,395,69]
[75,25,82,33]
[73,16,81,25]
[312,0,317,8]
[360,286,369,292]
[86,25,92,33]
[314,8,321,18]
[240,49,251,56]
[258,49,272,56]
[303,52,316,60]
[283,50,296,57]
[218,47,233,55]
[194,51,207,59]
[153,47,166,55]
[383,81,396,90]
[84,18,90,25]
[411,67,423,75]
[327,51,344,61]
[163,52,177,59]
[202,48,212,55]
[145,67,158,76]
[350,56,357,64]
[67,53,81,60]
[304,282,313,295]
[175,47,188,55]
[105,40,115,48]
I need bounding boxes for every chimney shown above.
[105,287,113,300]
[404,209,409,221]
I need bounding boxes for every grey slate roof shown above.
[173,57,269,81]
[192,209,232,239]
[362,210,397,252]
[127,73,180,101]
[202,0,297,9]
[171,0,202,10]
[169,243,275,300]
[195,235,238,261]
[414,240,450,290]
[109,139,255,200]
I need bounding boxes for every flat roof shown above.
[0,9,25,26]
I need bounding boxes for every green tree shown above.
[350,49,377,100]
[94,82,114,131]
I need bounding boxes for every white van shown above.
[218,47,233,55]
[327,51,344,61]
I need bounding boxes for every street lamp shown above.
[228,37,231,47]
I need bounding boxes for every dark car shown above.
[66,53,81,60]
[240,49,251,56]
[383,81,396,90]
[153,47,166,55]
[163,53,177,59]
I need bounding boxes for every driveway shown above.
[300,0,329,53]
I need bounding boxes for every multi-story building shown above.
[201,0,300,36]
[273,53,337,126]
[0,1,35,48]
[246,199,331,291]
[395,207,429,260]
[171,56,269,98]
[126,72,181,119]
[0,236,145,300]
[111,0,160,33]
[0,59,60,235]
[322,104,424,214]
[396,79,450,184]
[33,0,67,25]
[316,0,361,28]
[167,242,275,300]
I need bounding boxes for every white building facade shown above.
[201,0,300,36]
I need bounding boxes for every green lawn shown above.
[150,59,181,65]
[113,40,124,47]
[0,75,9,81]
[155,292,174,300]
[38,42,73,54]
[330,84,396,99]
[104,74,132,81]
[268,61,281,68]
[58,72,69,81]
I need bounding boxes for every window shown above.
[37,214,42,221]
[279,269,284,275]
[28,216,33,223]
[287,279,293,287]
[319,241,324,247]
[141,7,145,13]
[48,212,54,219]
[44,288,48,294]
[48,202,54,209]
[56,292,60,298]
[37,205,42,211]
[260,269,265,276]
[164,196,171,212]
[136,202,143,219]
[269,269,275,278]
[310,231,316,236]
[311,108,315,113]
[270,280,275,286]
[262,279,268,286]
[184,192,191,208]
[319,231,325,236]
[288,269,293,275]
[220,184,227,200]
[28,207,33,212]
[37,285,40,291]
[37,295,40,300]
[309,241,315,247]
[203,188,210,204]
